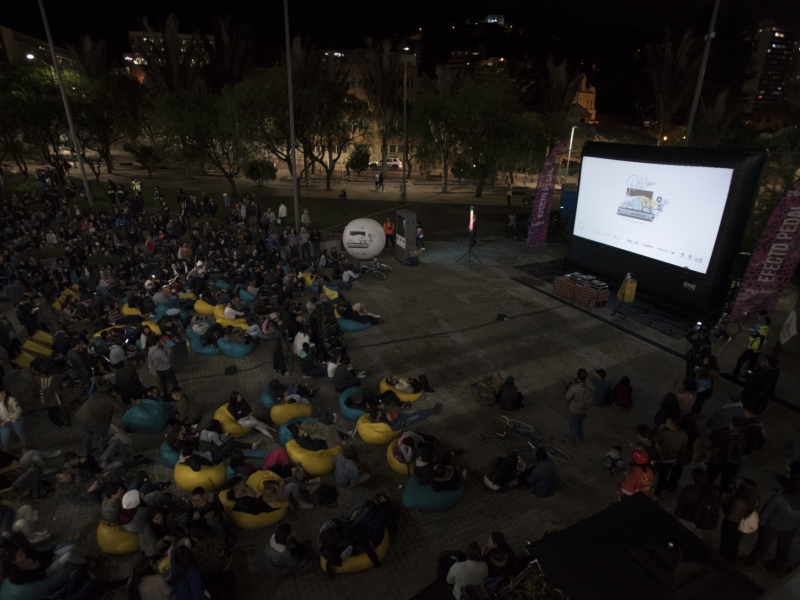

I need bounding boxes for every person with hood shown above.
[497,376,523,411]
[744,479,800,573]
[732,316,772,379]
[484,452,525,492]
[592,369,612,406]
[526,447,556,497]
[265,523,310,578]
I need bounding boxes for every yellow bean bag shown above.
[320,529,390,573]
[213,404,253,437]
[96,521,140,555]
[96,325,127,338]
[141,321,161,335]
[379,378,423,403]
[121,304,142,316]
[180,292,198,301]
[271,403,313,426]
[301,272,314,287]
[322,287,338,300]
[356,414,399,445]
[64,286,81,299]
[285,439,343,476]
[213,304,226,320]
[333,308,342,318]
[217,317,249,330]
[194,299,215,315]
[218,470,289,529]
[174,461,228,492]
[387,439,414,475]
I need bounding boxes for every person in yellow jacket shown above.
[732,316,772,378]
[611,273,637,318]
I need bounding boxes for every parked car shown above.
[369,157,403,170]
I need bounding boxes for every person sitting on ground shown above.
[481,532,516,584]
[333,356,365,392]
[140,506,179,559]
[617,446,654,502]
[227,391,277,440]
[446,542,488,600]
[611,376,633,410]
[185,486,226,539]
[171,386,201,426]
[386,374,435,395]
[334,446,370,488]
[5,543,89,585]
[497,376,523,411]
[370,403,442,431]
[266,523,311,578]
[592,369,611,406]
[300,342,326,379]
[526,447,556,497]
[344,390,403,412]
[484,452,526,492]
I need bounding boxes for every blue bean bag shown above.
[92,337,108,351]
[281,265,290,271]
[278,417,315,446]
[218,338,255,359]
[239,289,256,303]
[261,388,276,409]
[122,399,170,434]
[339,387,367,421]
[96,284,111,297]
[135,339,142,351]
[338,318,371,333]
[225,450,268,480]
[152,303,169,318]
[186,322,209,341]
[160,441,180,469]
[0,563,76,600]
[190,339,221,356]
[215,279,230,290]
[402,477,464,512]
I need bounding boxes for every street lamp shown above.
[283,0,300,232]
[564,126,577,184]
[399,53,415,197]
[26,53,35,59]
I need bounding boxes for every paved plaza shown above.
[3,236,799,599]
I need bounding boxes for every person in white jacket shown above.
[0,390,26,449]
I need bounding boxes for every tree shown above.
[361,39,404,179]
[0,67,31,177]
[124,143,165,178]
[533,59,583,159]
[243,159,277,186]
[646,29,702,145]
[137,14,205,95]
[202,16,255,92]
[348,146,370,174]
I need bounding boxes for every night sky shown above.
[6,0,799,115]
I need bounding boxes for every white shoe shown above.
[29,531,51,544]
[357,371,366,378]
[298,500,314,510]
[331,412,337,423]
[47,451,62,459]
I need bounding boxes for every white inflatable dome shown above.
[342,218,386,260]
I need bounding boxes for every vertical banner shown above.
[730,179,800,322]
[527,141,566,248]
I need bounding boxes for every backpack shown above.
[725,433,745,465]
[602,448,625,474]
[498,385,520,411]
[577,383,594,412]
[694,487,721,530]
[646,441,664,473]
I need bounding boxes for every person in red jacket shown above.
[617,446,654,502]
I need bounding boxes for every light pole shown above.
[564,125,577,184]
[685,0,721,147]
[399,53,415,198]
[283,0,300,232]
[37,0,93,207]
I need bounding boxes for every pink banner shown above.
[730,179,800,322]
[527,141,566,248]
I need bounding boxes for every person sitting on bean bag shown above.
[345,390,403,413]
[228,391,276,441]
[369,403,443,431]
[318,520,370,579]
[223,302,245,321]
[140,506,179,559]
[293,414,354,451]
[334,447,370,488]
[387,374,435,395]
[178,432,254,473]
[226,476,280,516]
[270,379,318,401]
[397,431,437,464]
[223,326,251,346]
[414,443,464,486]
[483,453,527,493]
[432,464,467,492]
[352,303,382,325]
[340,493,396,546]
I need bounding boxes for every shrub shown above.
[348,146,371,175]
[243,159,277,187]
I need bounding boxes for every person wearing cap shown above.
[617,446,654,502]
[591,369,611,406]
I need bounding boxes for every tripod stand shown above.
[457,233,482,269]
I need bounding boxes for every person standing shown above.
[744,480,800,574]
[267,314,289,377]
[278,202,287,225]
[506,183,513,206]
[505,211,516,239]
[731,316,772,379]
[565,369,594,447]
[741,356,780,411]
[707,416,747,495]
[378,173,384,192]
[674,468,719,540]
[148,340,179,395]
[374,173,380,192]
[383,217,395,250]
[36,368,66,429]
[611,273,637,318]
[301,208,312,229]
[75,385,130,457]
[416,222,425,251]
[617,446,654,502]
[651,418,688,498]
[339,190,347,214]
[719,478,759,561]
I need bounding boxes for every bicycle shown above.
[478,415,572,462]
[359,257,394,280]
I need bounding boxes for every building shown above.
[481,15,506,28]
[0,24,70,66]
[743,20,799,113]
[568,75,598,124]
[123,30,215,83]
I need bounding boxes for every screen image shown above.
[573,156,734,274]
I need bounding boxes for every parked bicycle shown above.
[359,257,394,281]
[478,415,572,462]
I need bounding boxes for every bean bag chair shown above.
[339,387,367,421]
[338,318,371,333]
[186,321,208,341]
[270,402,313,426]
[402,477,463,512]
[216,317,249,330]
[214,279,230,290]
[261,387,276,409]
[387,439,414,475]
[95,325,128,338]
[239,289,256,303]
[92,337,107,351]
[320,529,390,574]
[308,284,340,294]
[180,292,198,301]
[218,338,255,359]
[142,321,162,335]
[112,315,146,326]
[96,284,111,297]
[278,417,314,446]
[160,440,180,468]
[152,303,169,318]
[0,564,77,600]
[379,378,423,403]
[122,303,142,316]
[285,440,343,476]
[122,399,169,434]
[356,414,399,445]
[190,339,221,356]
[218,470,288,529]
[194,299,215,315]
[97,521,140,554]
[175,461,227,492]
[225,450,268,480]
[213,404,252,437]
[281,264,291,271]
[301,272,314,287]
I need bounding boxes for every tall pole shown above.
[38,0,92,207]
[564,126,576,185]
[684,0,721,147]
[401,58,408,197]
[283,0,301,232]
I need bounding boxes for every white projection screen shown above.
[573,156,734,274]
